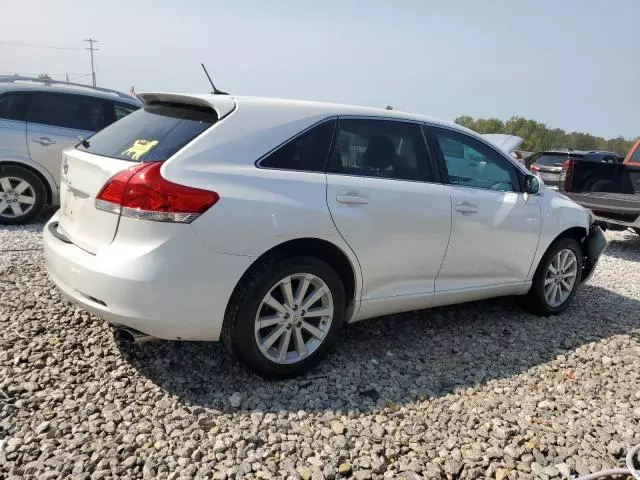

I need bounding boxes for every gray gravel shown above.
[1,214,639,479]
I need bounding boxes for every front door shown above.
[428,126,541,292]
[325,118,452,306]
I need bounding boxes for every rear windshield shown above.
[534,153,581,166]
[77,102,218,162]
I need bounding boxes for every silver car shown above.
[0,76,141,224]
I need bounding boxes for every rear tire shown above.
[524,237,583,316]
[0,165,46,225]
[224,256,345,379]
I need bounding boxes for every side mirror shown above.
[524,174,540,194]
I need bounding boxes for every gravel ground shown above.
[1,213,639,480]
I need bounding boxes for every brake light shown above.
[95,162,219,223]
[530,164,540,172]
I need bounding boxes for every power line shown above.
[0,40,83,51]
[84,38,98,87]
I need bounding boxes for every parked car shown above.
[528,150,622,190]
[0,75,141,224]
[559,141,640,235]
[43,93,607,378]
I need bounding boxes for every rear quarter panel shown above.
[160,103,363,311]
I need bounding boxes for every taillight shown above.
[95,162,219,223]
[530,164,540,172]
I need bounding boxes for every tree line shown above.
[454,116,638,155]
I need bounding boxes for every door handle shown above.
[336,191,369,205]
[33,137,56,146]
[454,201,478,215]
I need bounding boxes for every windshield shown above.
[77,102,218,162]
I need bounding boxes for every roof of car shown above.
[0,76,141,106]
[139,91,471,132]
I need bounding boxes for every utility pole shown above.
[84,38,98,86]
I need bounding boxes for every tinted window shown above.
[114,103,138,121]
[629,144,640,165]
[533,154,571,167]
[28,93,109,131]
[328,119,432,182]
[433,128,519,192]
[260,120,336,172]
[0,92,33,121]
[78,102,217,162]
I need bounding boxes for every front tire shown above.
[224,256,345,379]
[0,165,46,225]
[524,237,583,315]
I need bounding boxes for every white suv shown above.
[43,93,607,377]
[0,76,141,224]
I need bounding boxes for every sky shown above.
[1,0,638,139]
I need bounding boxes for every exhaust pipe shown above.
[115,327,156,344]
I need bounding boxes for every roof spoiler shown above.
[481,134,524,154]
[137,92,236,119]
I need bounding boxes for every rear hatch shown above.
[531,152,582,184]
[57,93,234,254]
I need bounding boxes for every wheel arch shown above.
[224,237,360,329]
[0,160,55,204]
[534,226,590,281]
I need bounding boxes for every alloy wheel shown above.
[0,176,36,219]
[544,248,578,307]
[254,273,334,364]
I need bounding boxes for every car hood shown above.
[481,134,524,154]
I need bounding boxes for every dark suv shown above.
[529,150,622,189]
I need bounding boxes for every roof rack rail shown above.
[0,74,135,101]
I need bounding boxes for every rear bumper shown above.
[582,225,607,283]
[43,211,255,340]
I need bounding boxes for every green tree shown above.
[455,115,634,155]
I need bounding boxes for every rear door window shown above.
[28,92,110,132]
[0,92,34,121]
[533,154,573,167]
[328,119,433,182]
[77,102,217,162]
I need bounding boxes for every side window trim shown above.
[255,117,338,172]
[327,116,436,184]
[426,124,524,193]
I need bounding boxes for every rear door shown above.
[26,92,108,186]
[58,101,219,253]
[0,91,33,161]
[325,118,451,305]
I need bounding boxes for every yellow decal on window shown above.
[122,139,159,161]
